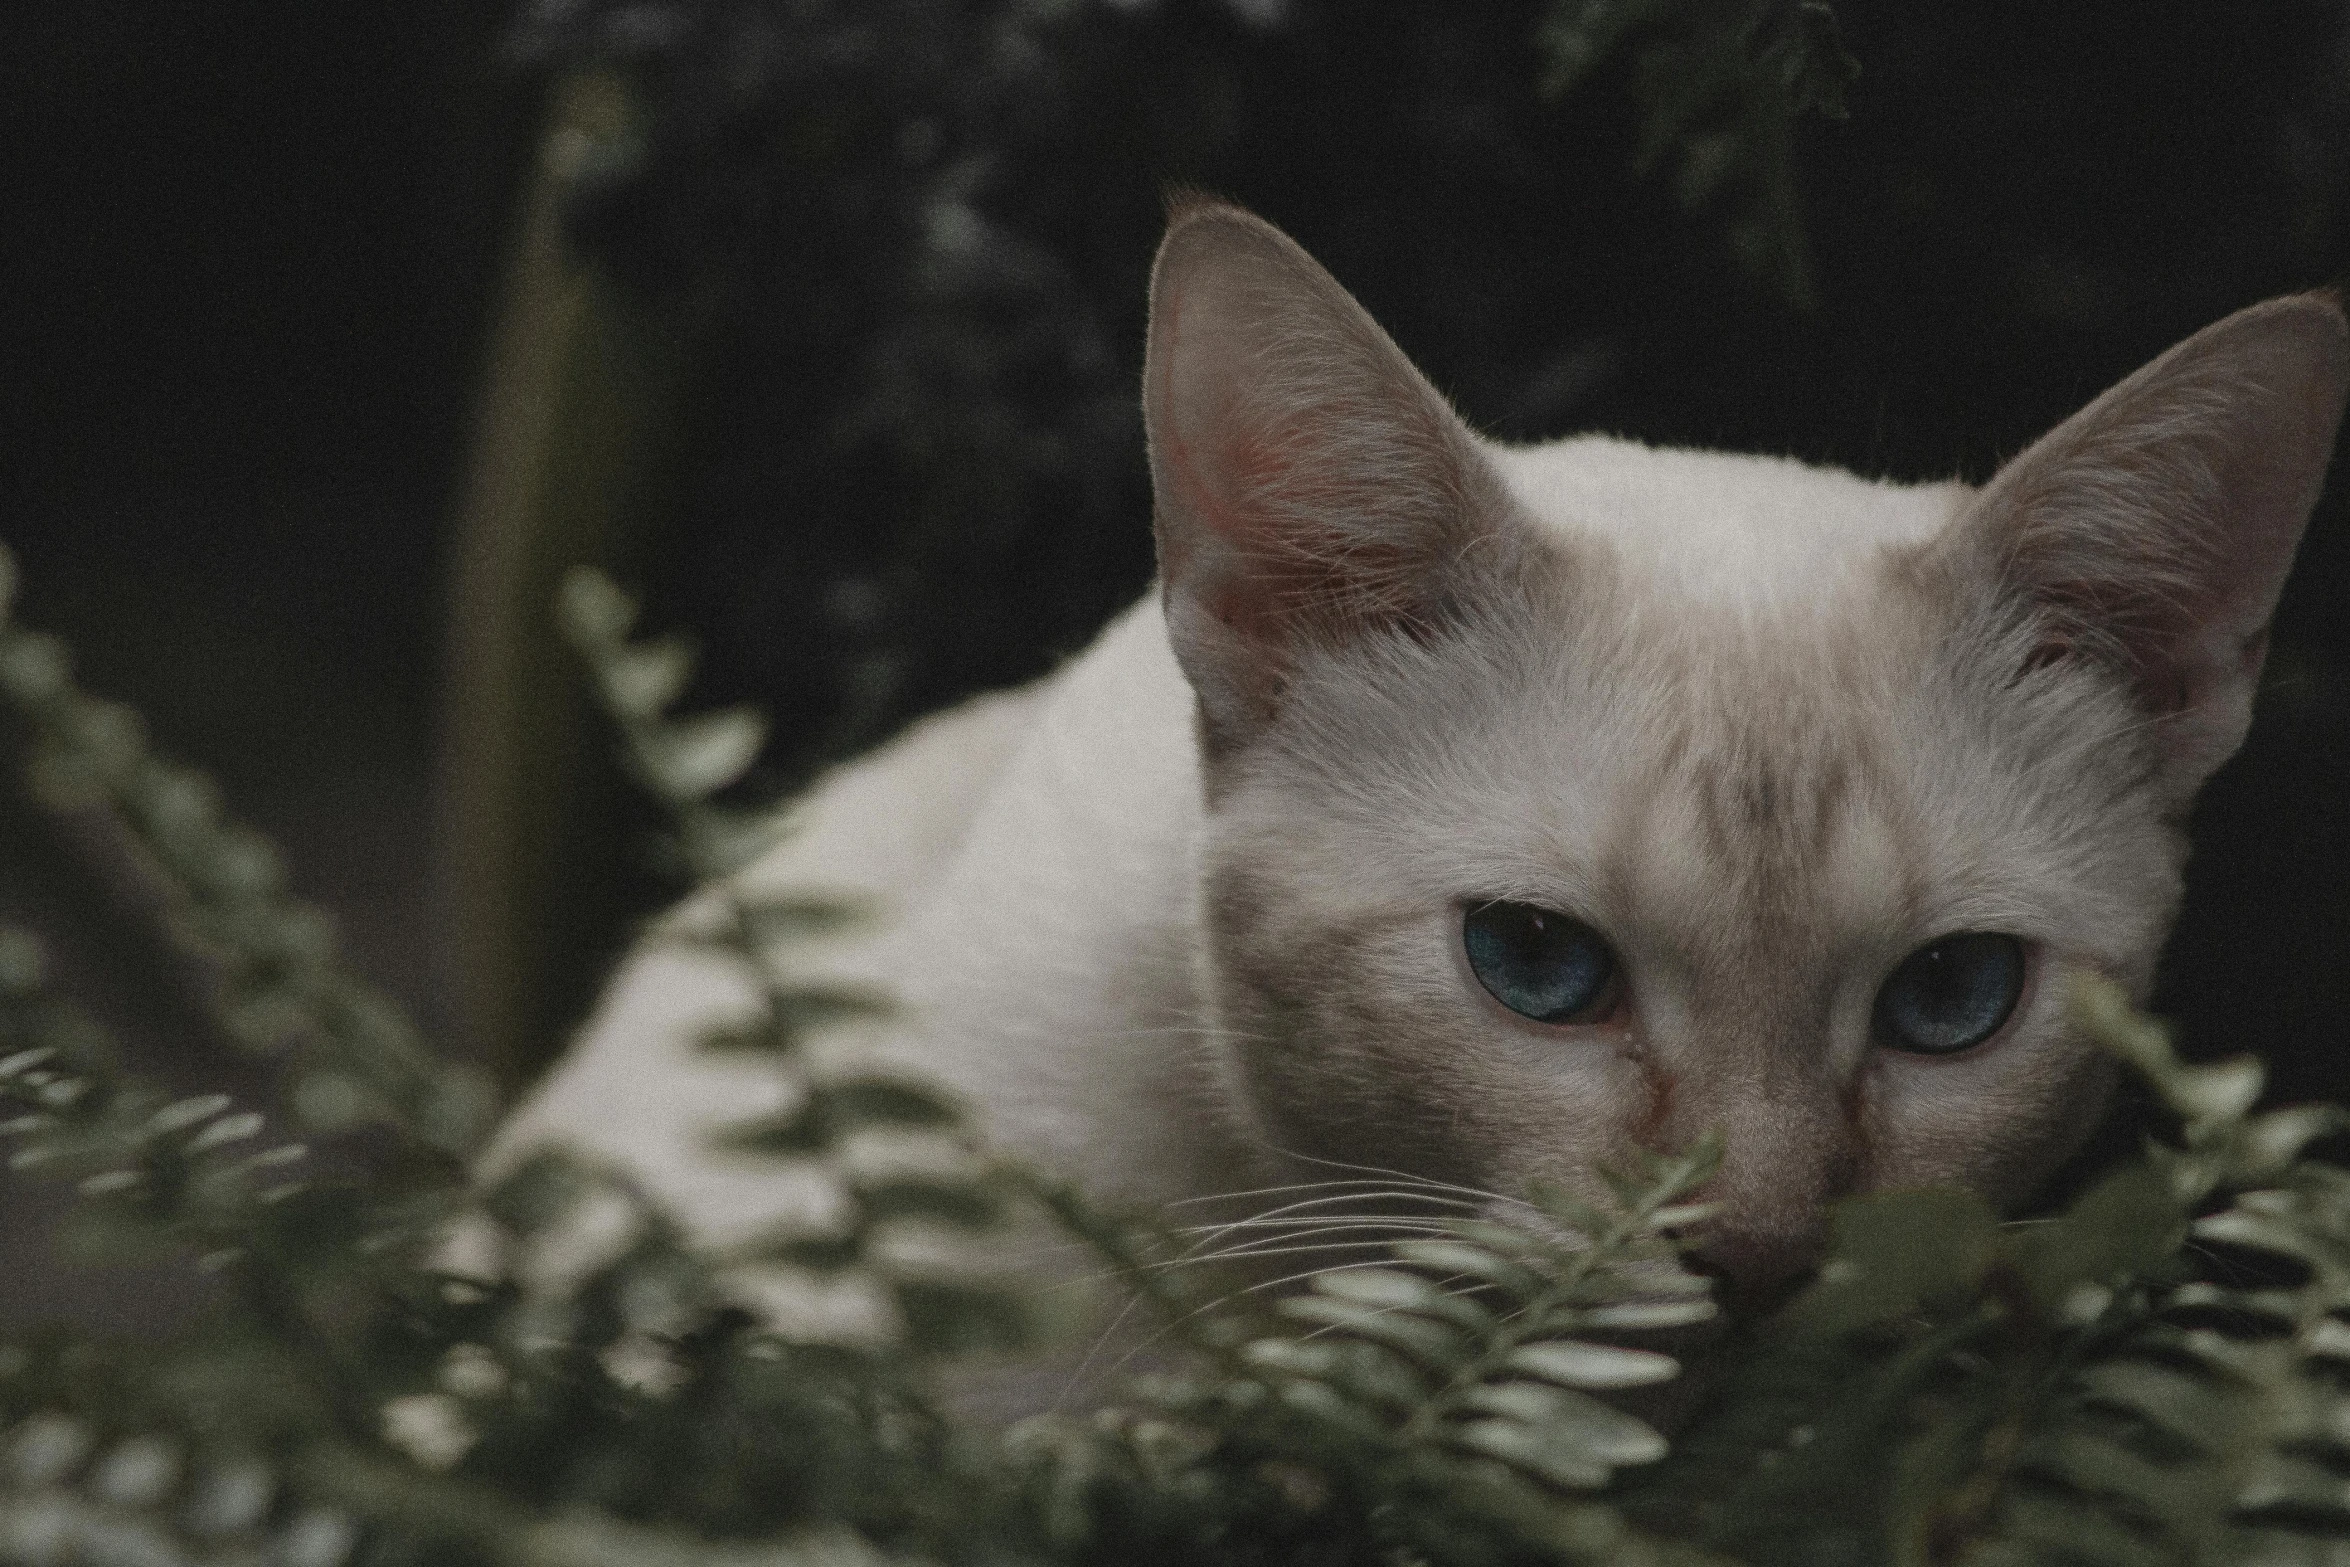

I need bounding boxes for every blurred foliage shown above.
[496,0,2350,790]
[1533,0,1857,305]
[7,550,2350,1562]
[497,0,1884,787]
[0,549,493,1166]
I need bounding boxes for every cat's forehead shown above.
[1484,435,1970,615]
[1265,547,2117,961]
[1248,432,2173,970]
[1263,611,2149,979]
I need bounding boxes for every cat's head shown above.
[1142,201,2348,1299]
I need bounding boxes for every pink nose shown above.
[1686,1215,1829,1312]
[1649,1067,1859,1310]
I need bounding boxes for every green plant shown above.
[3,548,2350,1565]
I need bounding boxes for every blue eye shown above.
[1463,902,1620,1024]
[1874,934,2026,1055]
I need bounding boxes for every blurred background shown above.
[4,0,2349,1323]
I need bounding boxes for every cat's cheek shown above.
[1867,1051,2116,1210]
[1212,911,1650,1199]
[1856,956,2113,1205]
[1450,989,1661,1194]
[1443,1042,1661,1212]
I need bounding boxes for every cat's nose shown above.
[1653,1053,1859,1309]
[1670,1107,1855,1310]
[1686,1218,1827,1314]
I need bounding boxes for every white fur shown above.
[1490,436,1962,614]
[493,596,1227,1213]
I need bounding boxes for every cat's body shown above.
[496,204,2348,1319]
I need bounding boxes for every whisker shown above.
[1168,1213,1473,1244]
[1175,1189,1482,1234]
[1053,1284,1154,1409]
[1160,1177,1488,1211]
[1169,1224,1463,1270]
[1026,1147,1566,1407]
[1008,1201,1457,1298]
[1091,1258,1426,1388]
[1155,1189,1475,1276]
[1037,1209,1481,1297]
[1032,1187,1497,1306]
[1243,1141,1545,1216]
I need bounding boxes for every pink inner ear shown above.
[1143,202,1499,750]
[1217,427,1301,539]
[1998,408,2306,715]
[2011,572,2180,705]
[1165,380,1423,638]
[1151,283,1277,567]
[1968,291,2347,801]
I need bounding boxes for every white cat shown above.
[494,202,2348,1316]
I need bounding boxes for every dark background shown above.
[4,0,2349,1320]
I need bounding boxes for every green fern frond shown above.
[1963,983,2350,1566]
[1625,975,2350,1567]
[558,568,1038,1364]
[1009,1138,1729,1565]
[0,547,492,1164]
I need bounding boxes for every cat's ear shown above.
[1962,291,2348,807]
[1143,201,1507,756]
